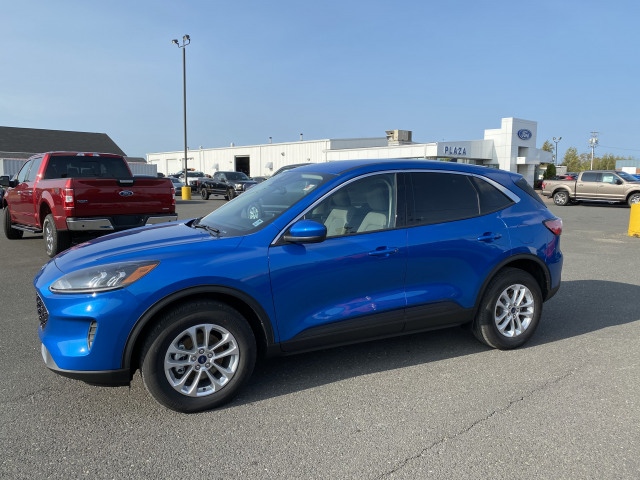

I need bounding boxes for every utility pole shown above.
[588,131,599,170]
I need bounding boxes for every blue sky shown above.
[2,0,639,161]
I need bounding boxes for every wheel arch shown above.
[626,190,640,204]
[473,254,551,316]
[123,285,276,375]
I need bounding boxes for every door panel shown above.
[404,214,510,328]
[269,228,407,350]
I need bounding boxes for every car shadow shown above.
[228,279,640,408]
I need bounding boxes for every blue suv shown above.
[34,160,563,412]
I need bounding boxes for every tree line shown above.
[542,140,636,172]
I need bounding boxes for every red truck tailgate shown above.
[70,178,174,216]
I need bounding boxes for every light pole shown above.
[172,35,190,188]
[553,136,562,166]
[588,131,599,170]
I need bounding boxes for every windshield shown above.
[618,171,638,182]
[225,172,249,181]
[198,170,334,236]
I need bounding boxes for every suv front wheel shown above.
[473,268,542,350]
[141,300,256,413]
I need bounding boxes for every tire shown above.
[200,188,210,200]
[225,188,235,201]
[552,191,569,206]
[3,207,23,240]
[141,300,256,413]
[43,214,71,257]
[472,268,543,350]
[628,192,640,206]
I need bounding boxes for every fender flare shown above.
[121,285,276,370]
[472,253,552,315]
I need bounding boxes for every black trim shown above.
[122,285,275,369]
[46,366,131,386]
[404,302,473,332]
[472,254,552,314]
[280,308,404,353]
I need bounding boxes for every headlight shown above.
[234,183,243,190]
[50,261,159,294]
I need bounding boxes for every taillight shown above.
[544,217,562,235]
[171,186,176,205]
[541,181,546,189]
[63,179,74,208]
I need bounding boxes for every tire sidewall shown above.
[200,188,209,200]
[3,206,23,239]
[474,269,543,350]
[628,193,640,206]
[141,301,256,413]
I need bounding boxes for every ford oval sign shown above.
[517,129,532,140]
[119,191,134,197]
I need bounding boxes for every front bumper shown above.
[41,343,130,386]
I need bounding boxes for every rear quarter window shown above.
[514,177,544,205]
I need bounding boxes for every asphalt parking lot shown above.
[1,196,639,479]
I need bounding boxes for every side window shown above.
[406,172,480,226]
[469,176,514,214]
[304,173,397,238]
[581,172,600,182]
[26,157,44,182]
[16,160,33,184]
[602,173,617,184]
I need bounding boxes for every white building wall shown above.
[147,118,551,185]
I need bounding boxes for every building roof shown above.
[0,126,126,159]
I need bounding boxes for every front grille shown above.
[36,294,49,329]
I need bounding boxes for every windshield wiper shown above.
[192,218,221,237]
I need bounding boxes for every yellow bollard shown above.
[629,203,640,237]
[181,186,192,200]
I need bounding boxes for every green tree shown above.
[563,147,582,172]
[542,140,555,163]
[543,164,557,179]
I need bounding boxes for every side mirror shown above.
[0,176,11,187]
[616,179,623,185]
[283,219,327,244]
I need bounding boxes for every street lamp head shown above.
[171,39,179,45]
[183,34,190,45]
[183,34,190,41]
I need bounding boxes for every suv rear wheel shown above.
[141,300,256,413]
[3,207,23,239]
[473,268,542,350]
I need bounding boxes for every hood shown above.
[53,220,243,273]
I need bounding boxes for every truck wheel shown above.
[472,268,542,350]
[553,191,569,206]
[43,214,71,257]
[200,188,210,200]
[225,188,235,201]
[628,193,640,206]
[3,207,23,240]
[140,300,256,413]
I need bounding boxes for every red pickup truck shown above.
[1,152,177,257]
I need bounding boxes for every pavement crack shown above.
[375,369,576,479]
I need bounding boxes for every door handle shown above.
[477,233,502,242]
[368,247,399,257]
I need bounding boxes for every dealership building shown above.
[147,117,552,185]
